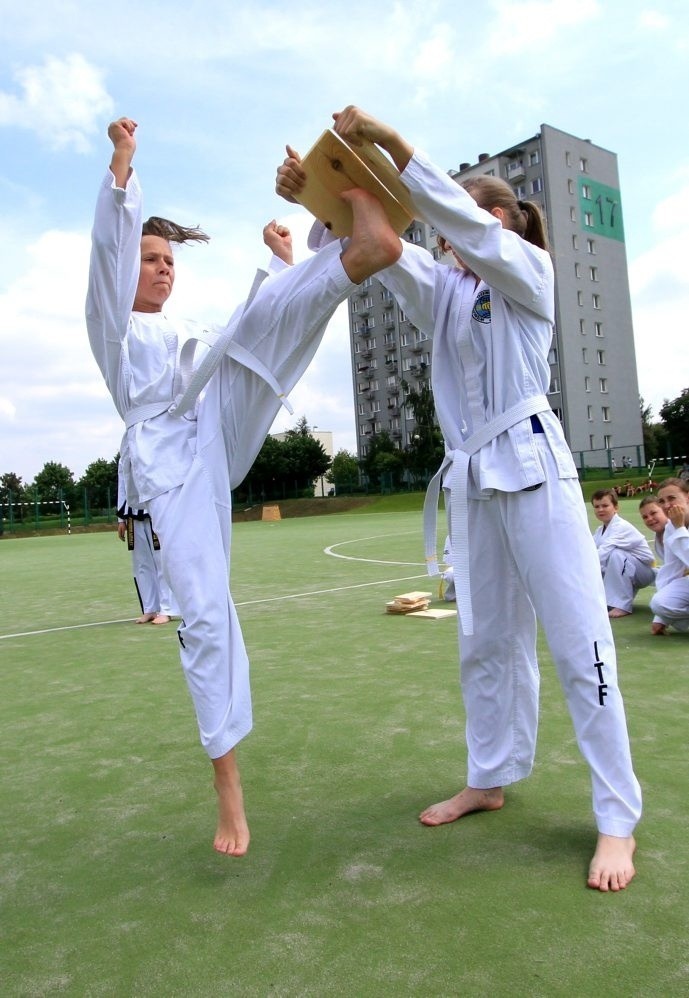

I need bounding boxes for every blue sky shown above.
[1,0,688,483]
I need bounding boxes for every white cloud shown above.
[630,182,689,417]
[487,0,601,55]
[0,54,114,153]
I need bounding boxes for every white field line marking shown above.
[0,574,429,641]
[324,531,423,566]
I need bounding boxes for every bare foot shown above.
[608,608,631,618]
[135,613,156,624]
[151,614,172,625]
[340,188,402,283]
[419,786,504,826]
[651,622,667,635]
[587,833,636,892]
[212,749,250,856]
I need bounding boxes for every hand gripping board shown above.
[295,129,416,237]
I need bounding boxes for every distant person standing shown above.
[117,455,178,625]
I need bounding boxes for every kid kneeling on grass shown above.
[591,488,655,618]
[649,479,689,635]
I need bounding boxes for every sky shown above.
[1,0,688,484]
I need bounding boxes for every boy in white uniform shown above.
[591,489,655,617]
[277,106,641,891]
[87,116,401,856]
[650,478,689,634]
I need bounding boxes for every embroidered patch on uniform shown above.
[472,289,491,323]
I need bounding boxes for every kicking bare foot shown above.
[608,608,631,618]
[419,786,504,826]
[151,614,172,625]
[212,749,250,856]
[135,612,156,624]
[340,188,402,283]
[587,833,636,892]
[651,622,667,635]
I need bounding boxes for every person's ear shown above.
[490,206,505,223]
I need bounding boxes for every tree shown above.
[78,456,119,510]
[361,430,404,490]
[238,435,287,498]
[327,450,359,491]
[282,430,330,492]
[0,472,24,504]
[659,389,689,458]
[401,378,445,482]
[31,462,76,503]
[640,396,667,463]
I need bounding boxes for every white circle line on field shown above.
[324,530,424,566]
[0,573,430,641]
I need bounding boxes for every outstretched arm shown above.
[331,105,414,174]
[107,117,137,188]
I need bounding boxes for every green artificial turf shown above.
[1,509,688,996]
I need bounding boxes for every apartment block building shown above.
[347,124,644,469]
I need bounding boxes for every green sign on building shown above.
[579,178,624,241]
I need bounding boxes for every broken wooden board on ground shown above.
[295,129,416,237]
[386,591,432,614]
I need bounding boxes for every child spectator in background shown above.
[649,479,689,635]
[591,489,655,618]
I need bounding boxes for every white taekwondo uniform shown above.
[650,521,689,631]
[375,150,641,836]
[87,169,353,759]
[593,512,655,612]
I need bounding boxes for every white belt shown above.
[423,395,550,636]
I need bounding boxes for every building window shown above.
[602,407,610,422]
[587,238,596,254]
[604,434,612,449]
[597,349,605,365]
[580,157,588,173]
[548,347,558,365]
[568,178,575,195]
[371,400,381,413]
[572,234,579,250]
[577,291,584,306]
[587,405,593,421]
[589,266,599,281]
[529,151,540,166]
[384,331,394,344]
[584,211,593,226]
[400,332,408,347]
[566,151,572,167]
[351,300,358,314]
[581,184,591,199]
[407,228,422,244]
[515,184,526,199]
[589,434,595,449]
[585,376,591,392]
[366,316,376,329]
[548,377,560,394]
[574,262,581,278]
[594,322,603,337]
[592,294,601,309]
[582,347,588,364]
[570,207,577,222]
[362,296,374,309]
[580,319,586,335]
[358,403,365,416]
[599,377,608,393]
[530,177,543,194]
